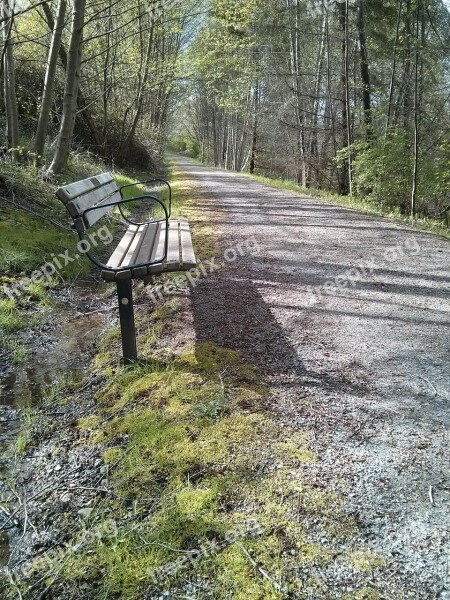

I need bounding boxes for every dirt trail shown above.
[173,155,450,597]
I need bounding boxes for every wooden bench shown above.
[56,172,196,363]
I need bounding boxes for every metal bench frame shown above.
[56,174,196,363]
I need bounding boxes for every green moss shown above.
[78,414,102,431]
[271,435,316,465]
[212,543,284,599]
[180,342,256,381]
[0,298,26,332]
[93,351,111,371]
[102,447,123,464]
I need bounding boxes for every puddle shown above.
[0,279,109,565]
[0,313,104,407]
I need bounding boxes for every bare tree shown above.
[48,0,86,174]
[34,0,67,162]
[2,0,19,161]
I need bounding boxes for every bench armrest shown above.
[119,178,172,219]
[80,195,169,274]
[82,194,169,228]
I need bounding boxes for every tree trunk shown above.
[34,0,67,161]
[249,82,259,174]
[357,0,372,139]
[325,10,339,191]
[48,0,86,174]
[102,1,112,148]
[411,0,420,219]
[386,0,403,134]
[123,5,155,154]
[338,1,350,195]
[41,2,101,151]
[2,0,19,161]
[402,0,413,129]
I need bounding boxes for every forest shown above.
[0,0,448,218]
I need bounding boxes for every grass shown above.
[9,167,388,600]
[0,208,84,277]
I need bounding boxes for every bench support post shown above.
[116,279,137,363]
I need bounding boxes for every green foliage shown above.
[167,133,201,158]
[348,131,412,211]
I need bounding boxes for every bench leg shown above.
[116,279,137,363]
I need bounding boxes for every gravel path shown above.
[173,155,450,598]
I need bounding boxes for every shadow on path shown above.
[191,277,367,397]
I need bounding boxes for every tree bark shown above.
[48,0,86,174]
[122,3,155,154]
[2,0,19,161]
[357,0,372,139]
[386,0,403,134]
[41,1,101,151]
[249,81,259,174]
[34,0,67,161]
[338,0,351,195]
[411,0,420,219]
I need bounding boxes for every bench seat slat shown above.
[147,221,166,274]
[130,222,159,277]
[180,220,196,269]
[106,225,139,269]
[121,224,147,268]
[165,220,181,271]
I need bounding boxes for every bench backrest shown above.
[56,172,121,233]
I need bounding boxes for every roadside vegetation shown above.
[244,173,450,239]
